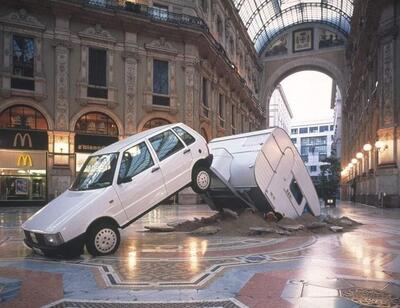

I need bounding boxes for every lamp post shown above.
[356,152,363,174]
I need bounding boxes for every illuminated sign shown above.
[17,153,33,167]
[13,132,32,148]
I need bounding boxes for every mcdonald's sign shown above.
[17,153,33,167]
[13,133,32,148]
[0,129,47,150]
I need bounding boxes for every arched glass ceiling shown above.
[233,0,354,53]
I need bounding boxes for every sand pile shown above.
[144,209,361,237]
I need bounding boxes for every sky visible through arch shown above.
[280,70,334,124]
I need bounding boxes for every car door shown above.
[149,129,193,195]
[114,141,167,221]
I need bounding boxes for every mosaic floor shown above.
[0,201,399,307]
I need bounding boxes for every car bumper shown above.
[23,230,85,254]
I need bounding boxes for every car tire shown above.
[86,222,120,256]
[191,166,211,193]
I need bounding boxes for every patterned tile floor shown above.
[0,201,399,307]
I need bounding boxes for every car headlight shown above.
[43,233,64,246]
[327,199,333,203]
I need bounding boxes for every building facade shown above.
[290,120,335,184]
[340,0,400,207]
[0,0,264,205]
[268,84,292,133]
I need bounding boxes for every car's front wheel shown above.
[86,222,120,256]
[191,166,211,193]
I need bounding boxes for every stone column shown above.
[184,64,195,128]
[54,43,70,131]
[123,55,138,135]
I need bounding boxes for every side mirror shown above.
[117,177,132,185]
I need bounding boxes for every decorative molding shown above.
[0,9,45,31]
[145,37,177,55]
[124,57,137,135]
[55,45,69,130]
[184,65,195,127]
[382,41,394,127]
[78,24,116,43]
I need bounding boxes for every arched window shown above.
[201,0,208,13]
[229,37,235,56]
[0,105,48,130]
[143,118,171,130]
[75,112,118,136]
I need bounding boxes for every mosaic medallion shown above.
[340,287,400,307]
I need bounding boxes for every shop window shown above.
[0,105,47,130]
[143,118,171,130]
[150,130,184,161]
[88,47,108,99]
[75,112,118,136]
[173,127,196,146]
[12,35,35,91]
[153,59,170,106]
[290,178,303,205]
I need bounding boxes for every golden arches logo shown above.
[17,154,33,167]
[13,133,32,148]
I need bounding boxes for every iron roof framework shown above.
[233,0,353,53]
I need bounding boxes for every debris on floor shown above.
[145,208,361,237]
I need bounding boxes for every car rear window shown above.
[150,130,185,161]
[173,127,196,145]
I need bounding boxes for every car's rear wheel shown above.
[191,166,211,193]
[86,222,120,256]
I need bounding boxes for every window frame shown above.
[118,141,155,181]
[172,126,196,146]
[87,47,108,99]
[11,34,36,91]
[152,59,170,106]
[149,129,185,162]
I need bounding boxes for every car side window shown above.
[119,142,154,179]
[149,130,185,161]
[172,127,196,146]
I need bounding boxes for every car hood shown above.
[22,188,110,234]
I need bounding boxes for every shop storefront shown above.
[74,112,119,172]
[0,105,48,206]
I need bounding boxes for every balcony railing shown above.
[84,0,208,30]
[73,0,263,115]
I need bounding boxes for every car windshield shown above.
[71,153,118,191]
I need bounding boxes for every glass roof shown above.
[233,0,354,52]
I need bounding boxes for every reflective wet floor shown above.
[0,201,399,307]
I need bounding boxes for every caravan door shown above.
[266,148,303,218]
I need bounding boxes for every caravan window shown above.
[290,178,303,205]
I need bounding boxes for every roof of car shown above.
[93,123,179,155]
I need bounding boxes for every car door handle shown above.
[151,166,160,173]
[183,148,191,154]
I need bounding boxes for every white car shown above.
[22,123,212,257]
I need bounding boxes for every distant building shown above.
[290,120,335,185]
[268,85,293,133]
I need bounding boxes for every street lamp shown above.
[363,143,372,172]
[351,158,358,165]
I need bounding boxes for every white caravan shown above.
[205,127,320,218]
[22,123,212,257]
